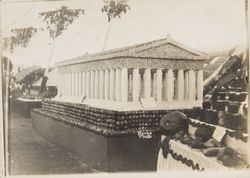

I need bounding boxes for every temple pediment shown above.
[56,37,210,67]
[134,43,200,59]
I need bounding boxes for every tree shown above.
[38,5,84,95]
[2,27,41,94]
[102,0,130,22]
[101,0,130,50]
[2,27,41,97]
[39,6,84,39]
[3,27,41,54]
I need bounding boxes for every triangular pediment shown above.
[56,37,210,67]
[135,43,201,59]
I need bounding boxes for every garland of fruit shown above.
[159,137,202,170]
[168,149,203,170]
[35,99,192,136]
[188,119,248,143]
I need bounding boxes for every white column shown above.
[68,73,71,96]
[67,73,69,96]
[188,69,195,100]
[82,71,86,96]
[73,72,75,96]
[78,72,82,97]
[86,71,90,98]
[166,69,174,101]
[73,72,76,96]
[152,73,156,98]
[67,73,70,96]
[196,70,203,101]
[115,68,121,102]
[74,72,77,97]
[70,72,73,96]
[65,73,68,96]
[156,69,163,102]
[109,69,115,101]
[75,72,79,97]
[74,72,76,97]
[63,73,67,96]
[184,71,189,100]
[177,69,184,101]
[78,71,82,96]
[132,68,140,103]
[95,70,99,99]
[78,72,81,97]
[69,73,71,96]
[74,72,77,96]
[144,68,151,98]
[71,72,74,96]
[104,69,110,100]
[90,70,95,98]
[58,73,60,95]
[62,73,64,95]
[121,68,128,103]
[75,72,78,96]
[88,71,91,98]
[57,73,61,95]
[99,70,104,100]
[61,73,64,95]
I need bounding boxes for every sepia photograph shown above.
[0,0,250,177]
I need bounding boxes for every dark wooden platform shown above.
[11,98,42,118]
[31,110,161,172]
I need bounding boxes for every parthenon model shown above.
[55,36,209,110]
[32,36,210,172]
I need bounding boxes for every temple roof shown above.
[56,36,210,67]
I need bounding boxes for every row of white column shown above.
[142,68,203,102]
[59,68,128,103]
[58,68,203,103]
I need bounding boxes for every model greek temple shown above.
[31,36,213,172]
[56,36,208,110]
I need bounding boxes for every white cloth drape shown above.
[157,136,229,171]
[157,147,193,171]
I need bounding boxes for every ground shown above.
[9,111,98,175]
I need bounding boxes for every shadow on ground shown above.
[9,111,98,175]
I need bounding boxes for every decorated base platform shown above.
[31,110,160,172]
[31,99,193,172]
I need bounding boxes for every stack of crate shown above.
[191,78,247,133]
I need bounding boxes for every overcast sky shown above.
[2,0,247,67]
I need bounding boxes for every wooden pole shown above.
[102,21,112,51]
[244,0,250,164]
[0,1,7,175]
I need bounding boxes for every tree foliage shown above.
[39,6,84,39]
[3,27,39,53]
[102,0,130,22]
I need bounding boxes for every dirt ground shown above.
[8,111,98,175]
